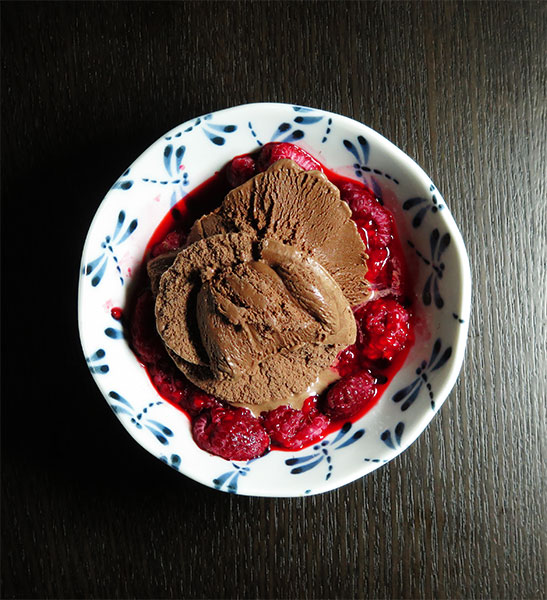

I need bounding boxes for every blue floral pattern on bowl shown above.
[78,103,471,497]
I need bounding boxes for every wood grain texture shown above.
[1,2,545,598]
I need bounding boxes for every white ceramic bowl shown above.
[78,103,471,496]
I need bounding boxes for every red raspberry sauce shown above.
[129,145,414,455]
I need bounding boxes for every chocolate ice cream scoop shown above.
[196,239,356,381]
[151,159,370,408]
[188,159,369,306]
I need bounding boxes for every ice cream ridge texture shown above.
[147,159,370,409]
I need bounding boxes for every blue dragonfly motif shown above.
[380,422,405,449]
[402,183,445,228]
[247,121,263,146]
[212,460,260,493]
[363,456,388,465]
[104,323,124,340]
[108,391,174,445]
[343,135,370,178]
[408,228,451,308]
[285,423,365,481]
[179,113,238,146]
[392,338,452,411]
[268,106,325,144]
[320,116,333,143]
[163,143,186,178]
[342,136,400,184]
[163,130,187,167]
[86,349,109,374]
[111,167,133,191]
[84,210,138,287]
[159,454,182,471]
[141,143,190,207]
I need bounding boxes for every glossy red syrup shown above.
[129,143,414,458]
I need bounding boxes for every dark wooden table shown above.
[2,2,545,598]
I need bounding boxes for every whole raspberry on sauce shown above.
[226,154,257,188]
[365,246,390,284]
[365,250,405,298]
[257,142,323,173]
[340,182,393,248]
[339,181,377,213]
[148,363,188,408]
[192,407,270,460]
[324,372,378,419]
[183,384,223,417]
[334,344,361,377]
[356,298,410,362]
[130,290,166,365]
[131,292,224,415]
[261,397,330,450]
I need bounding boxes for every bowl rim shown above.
[78,101,471,496]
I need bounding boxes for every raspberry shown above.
[365,247,390,283]
[261,397,330,450]
[340,181,377,213]
[340,182,392,248]
[150,230,186,258]
[148,362,187,407]
[130,290,165,365]
[226,154,257,188]
[192,407,270,460]
[131,290,206,411]
[364,252,405,299]
[183,384,223,417]
[334,344,361,377]
[324,372,378,419]
[356,299,410,362]
[256,142,322,173]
